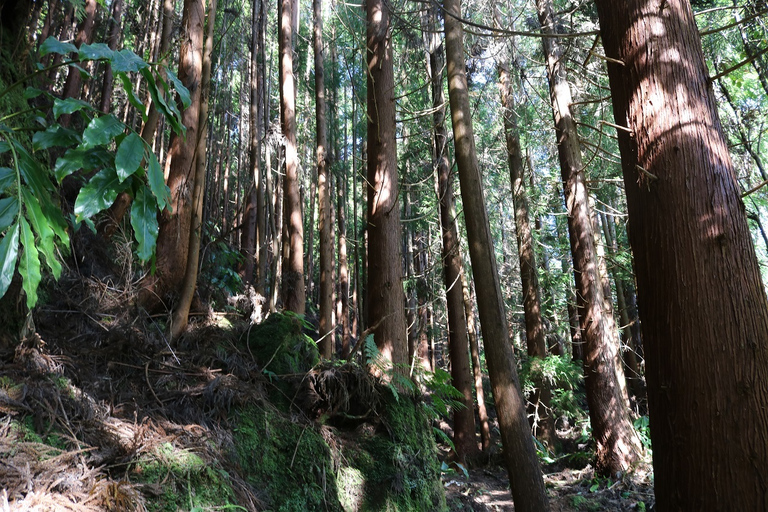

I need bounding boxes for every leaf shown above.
[14,141,54,198]
[0,196,19,232]
[39,37,77,56]
[166,68,191,109]
[117,72,147,121]
[54,145,113,181]
[131,186,158,263]
[0,167,14,192]
[23,87,45,100]
[32,124,81,150]
[115,132,144,182]
[146,151,170,211]
[22,187,61,279]
[78,42,114,61]
[0,222,19,300]
[0,141,9,153]
[18,217,41,309]
[53,97,92,120]
[74,167,126,221]
[111,48,149,73]
[140,68,183,135]
[82,115,124,147]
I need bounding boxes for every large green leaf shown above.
[147,151,170,211]
[22,187,62,279]
[82,115,124,147]
[54,145,113,181]
[78,42,114,61]
[39,37,77,56]
[0,167,14,192]
[140,68,183,135]
[0,222,19,300]
[0,141,9,153]
[117,72,147,121]
[115,132,144,182]
[0,196,19,232]
[166,69,191,109]
[111,49,149,73]
[32,124,81,150]
[53,97,93,120]
[14,141,55,198]
[131,186,159,263]
[74,167,126,221]
[18,217,41,309]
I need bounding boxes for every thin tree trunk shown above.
[443,0,549,507]
[535,0,640,475]
[497,40,557,452]
[279,0,305,314]
[170,0,215,339]
[365,0,408,369]
[59,0,97,126]
[596,1,768,508]
[99,0,124,114]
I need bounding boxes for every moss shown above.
[131,442,238,512]
[339,393,447,512]
[246,313,319,377]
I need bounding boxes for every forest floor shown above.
[0,241,655,511]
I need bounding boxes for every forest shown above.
[0,0,767,510]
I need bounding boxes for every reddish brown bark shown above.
[365,0,408,369]
[596,0,768,507]
[444,0,548,507]
[536,0,640,475]
[59,0,97,126]
[279,0,305,314]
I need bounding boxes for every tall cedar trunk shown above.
[497,56,557,451]
[170,0,215,339]
[443,0,548,507]
[59,0,97,126]
[279,0,305,314]
[425,3,477,463]
[314,0,333,357]
[365,0,407,368]
[245,0,263,290]
[98,0,123,113]
[595,1,768,507]
[338,166,350,357]
[142,0,204,311]
[535,0,640,475]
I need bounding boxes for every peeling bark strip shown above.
[595,0,768,509]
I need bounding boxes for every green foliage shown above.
[246,312,319,376]
[634,415,652,452]
[200,238,244,300]
[521,355,586,422]
[132,442,238,512]
[0,37,186,309]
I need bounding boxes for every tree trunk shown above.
[170,0,215,339]
[497,44,557,452]
[99,0,124,114]
[60,0,97,126]
[443,0,549,507]
[313,0,332,357]
[279,0,305,314]
[365,0,408,369]
[141,0,204,312]
[595,1,768,507]
[535,0,640,475]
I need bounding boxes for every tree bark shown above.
[314,0,333,357]
[535,0,640,475]
[141,0,204,312]
[99,0,124,114]
[595,0,768,507]
[60,0,97,126]
[443,0,548,507]
[170,0,215,339]
[365,0,408,369]
[279,0,305,314]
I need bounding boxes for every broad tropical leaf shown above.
[166,69,191,109]
[22,187,62,279]
[53,97,92,120]
[147,151,170,211]
[115,132,144,182]
[117,72,147,121]
[0,167,14,192]
[54,145,113,181]
[111,48,149,73]
[32,124,81,151]
[0,222,19,300]
[39,37,77,56]
[18,217,41,309]
[74,167,126,221]
[0,196,19,232]
[131,186,159,263]
[82,115,124,147]
[78,42,114,61]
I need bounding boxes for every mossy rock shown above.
[247,312,319,376]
